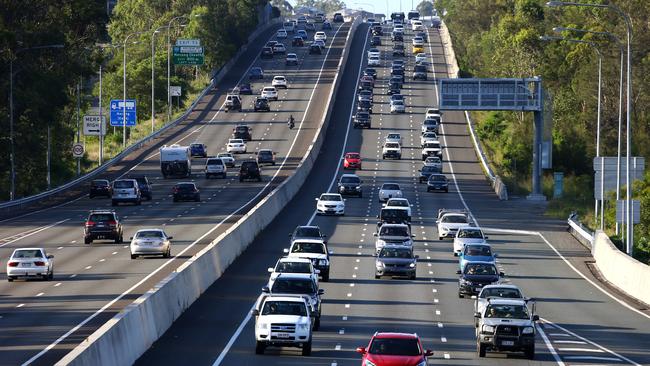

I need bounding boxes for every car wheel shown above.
[322,272,329,282]
[239,177,243,182]
[439,237,443,240]
[427,188,431,192]
[48,271,54,280]
[478,343,487,357]
[257,177,262,182]
[115,236,122,244]
[205,174,210,179]
[302,340,312,356]
[458,292,464,298]
[410,274,416,280]
[84,238,92,244]
[358,192,363,198]
[313,317,321,331]
[445,188,449,193]
[525,346,535,360]
[111,200,117,206]
[130,253,137,260]
[173,197,178,202]
[89,194,94,199]
[195,196,201,202]
[7,276,14,282]
[255,341,266,355]
[375,274,380,279]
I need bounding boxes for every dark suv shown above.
[89,179,111,198]
[353,111,371,129]
[239,160,262,182]
[130,176,152,200]
[84,210,123,244]
[337,174,363,197]
[254,97,270,112]
[172,182,201,202]
[233,125,252,141]
[256,149,276,166]
[261,47,273,59]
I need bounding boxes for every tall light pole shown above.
[152,26,170,133]
[541,35,603,227]
[8,44,64,200]
[547,1,634,254]
[553,27,625,232]
[122,31,146,148]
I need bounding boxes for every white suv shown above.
[205,157,227,178]
[272,76,288,89]
[253,295,314,355]
[314,31,327,42]
[111,179,141,206]
[261,86,278,100]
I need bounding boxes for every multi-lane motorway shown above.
[136,20,650,366]
[0,21,351,366]
[1,16,650,366]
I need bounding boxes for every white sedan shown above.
[226,138,247,153]
[315,193,345,215]
[421,131,438,146]
[412,37,424,47]
[385,132,402,144]
[277,29,288,39]
[217,152,235,167]
[426,108,442,120]
[368,56,381,66]
[378,183,403,202]
[272,43,286,54]
[390,100,406,113]
[383,198,412,217]
[267,257,320,288]
[130,229,172,259]
[367,48,381,58]
[314,31,327,42]
[272,76,288,89]
[6,248,54,281]
[261,86,278,100]
[415,53,428,64]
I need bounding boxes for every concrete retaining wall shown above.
[56,17,362,366]
[438,21,508,200]
[592,231,650,307]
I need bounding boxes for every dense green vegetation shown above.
[0,0,270,200]
[293,0,346,13]
[438,0,650,261]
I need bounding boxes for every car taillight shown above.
[173,187,179,193]
[34,261,45,266]
[85,221,95,227]
[108,220,117,227]
[7,262,19,267]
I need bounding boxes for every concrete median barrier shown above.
[56,17,362,366]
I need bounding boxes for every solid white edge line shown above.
[22,23,345,366]
[210,22,351,366]
[536,323,566,366]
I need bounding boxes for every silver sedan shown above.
[130,229,172,259]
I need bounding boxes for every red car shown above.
[344,152,362,169]
[356,332,433,366]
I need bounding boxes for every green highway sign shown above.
[173,46,204,65]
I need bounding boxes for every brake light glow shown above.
[108,220,117,226]
[7,262,18,267]
[34,261,45,266]
[85,221,95,227]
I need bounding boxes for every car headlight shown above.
[318,259,328,266]
[365,360,377,366]
[482,325,495,333]
[522,326,535,334]
[355,186,361,190]
[376,239,386,247]
[376,261,385,268]
[297,323,310,331]
[409,262,416,268]
[259,323,269,330]
[460,278,470,285]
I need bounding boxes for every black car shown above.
[190,143,208,158]
[358,89,373,102]
[239,160,261,182]
[363,68,377,79]
[256,149,275,166]
[353,111,371,128]
[333,13,344,22]
[391,32,403,41]
[173,182,200,202]
[233,125,252,141]
[357,99,373,114]
[292,36,304,47]
[130,176,153,200]
[89,179,111,198]
[370,36,381,46]
[322,21,332,30]
[254,97,270,112]
[391,66,404,77]
[457,262,503,298]
[337,174,363,197]
[84,210,123,244]
[358,79,373,91]
[309,44,322,54]
[289,225,327,243]
[387,83,401,95]
[372,25,383,36]
[239,83,253,95]
[416,31,428,42]
[392,44,405,56]
[427,174,449,192]
[390,76,404,87]
[413,64,428,80]
[261,47,273,59]
[377,207,411,227]
[418,165,439,183]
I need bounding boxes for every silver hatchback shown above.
[130,229,172,259]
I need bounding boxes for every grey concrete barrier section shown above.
[0,18,281,215]
[567,214,594,250]
[592,231,650,307]
[439,21,508,200]
[56,18,362,366]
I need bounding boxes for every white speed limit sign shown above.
[72,143,85,158]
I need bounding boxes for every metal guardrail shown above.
[0,19,282,212]
[567,213,594,250]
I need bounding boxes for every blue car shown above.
[249,67,264,80]
[458,243,497,271]
[189,143,207,158]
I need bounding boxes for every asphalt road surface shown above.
[136,20,650,366]
[0,21,351,366]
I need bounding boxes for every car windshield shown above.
[422,166,436,173]
[382,184,400,191]
[276,261,312,274]
[294,227,321,238]
[424,120,438,125]
[271,278,316,294]
[89,214,114,222]
[387,134,400,139]
[465,263,497,275]
[320,194,341,201]
[291,242,326,254]
[443,215,467,223]
[481,288,523,299]
[190,143,203,149]
[341,176,360,184]
[485,304,530,319]
[92,180,108,186]
[387,200,408,207]
[426,156,440,162]
[262,301,307,316]
[380,226,409,237]
[177,183,196,190]
[113,180,135,189]
[425,143,440,149]
[380,247,412,258]
[465,245,492,256]
[415,65,426,72]
[218,153,232,158]
[136,231,164,239]
[369,338,421,356]
[230,139,243,144]
[241,162,257,169]
[381,209,408,220]
[346,153,360,159]
[385,143,399,148]
[458,229,483,239]
[430,175,447,182]
[13,249,43,259]
[259,151,272,157]
[235,126,248,132]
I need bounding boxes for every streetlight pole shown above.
[122,31,146,148]
[7,44,64,200]
[546,1,634,254]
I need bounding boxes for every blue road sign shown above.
[110,99,137,127]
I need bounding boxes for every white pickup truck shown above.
[253,295,314,356]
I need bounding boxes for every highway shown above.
[0,21,352,366]
[136,20,650,366]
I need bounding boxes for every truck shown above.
[160,144,192,178]
[253,295,314,355]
